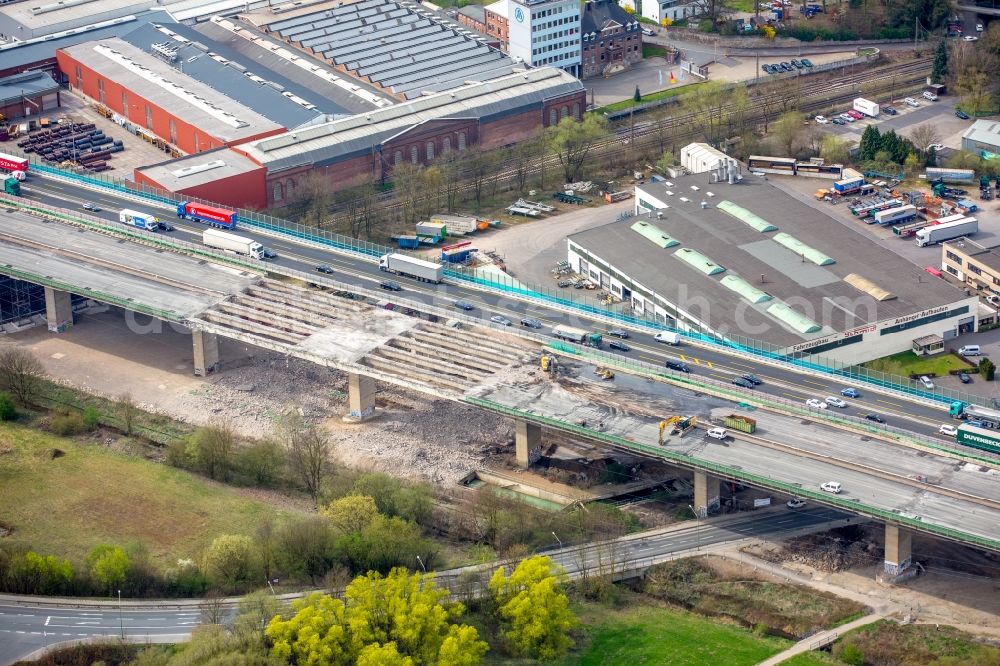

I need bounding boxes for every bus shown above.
[747,156,796,174]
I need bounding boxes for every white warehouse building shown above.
[567,162,977,365]
[680,143,740,174]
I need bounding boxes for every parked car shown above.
[939,424,958,437]
[665,359,690,373]
[955,109,970,119]
[918,375,936,390]
[814,115,829,124]
[315,264,335,274]
[380,280,402,291]
[959,372,972,384]
[841,387,860,398]
[780,61,793,71]
[741,374,762,385]
[607,329,630,339]
[963,35,978,41]
[847,110,864,120]
[790,59,803,69]
[520,318,542,328]
[787,497,807,509]
[922,91,939,101]
[839,113,855,123]
[865,413,886,423]
[825,396,847,408]
[609,340,631,352]
[800,58,814,67]
[926,143,945,152]
[490,315,512,326]
[806,398,828,409]
[904,97,920,107]
[454,299,475,310]
[733,376,755,389]
[831,117,846,125]
[761,64,772,74]
[642,27,656,36]
[820,481,843,494]
[883,105,898,115]
[976,23,984,31]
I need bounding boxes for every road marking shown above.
[706,361,713,369]
[800,379,828,388]
[44,616,50,626]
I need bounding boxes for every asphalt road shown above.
[17,175,985,453]
[0,506,850,666]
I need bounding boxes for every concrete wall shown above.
[134,163,269,211]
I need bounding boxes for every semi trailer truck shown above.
[177,201,238,229]
[915,217,978,246]
[378,253,444,283]
[552,325,603,347]
[202,228,264,259]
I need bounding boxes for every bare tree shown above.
[909,124,942,152]
[117,391,137,436]
[287,426,332,505]
[389,161,425,225]
[199,592,226,626]
[0,348,44,406]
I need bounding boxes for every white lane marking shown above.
[44,616,51,626]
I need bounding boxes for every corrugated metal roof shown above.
[963,120,1000,147]
[0,71,59,105]
[242,67,583,171]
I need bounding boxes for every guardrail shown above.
[17,159,992,409]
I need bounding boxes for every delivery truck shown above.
[202,228,264,259]
[3,176,20,196]
[378,253,444,283]
[915,217,978,246]
[177,201,237,229]
[853,98,880,117]
[552,325,603,347]
[119,208,158,230]
[955,423,1000,455]
[0,152,28,180]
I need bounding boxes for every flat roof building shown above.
[134,148,267,210]
[0,71,61,121]
[57,38,286,154]
[961,119,1000,158]
[566,167,977,364]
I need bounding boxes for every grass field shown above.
[564,602,794,666]
[594,83,701,114]
[834,621,1000,665]
[862,350,974,379]
[0,423,298,565]
[778,652,843,665]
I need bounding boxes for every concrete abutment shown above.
[192,329,219,377]
[345,372,377,422]
[515,420,542,468]
[44,287,73,333]
[693,470,720,518]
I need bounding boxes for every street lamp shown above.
[551,531,563,548]
[118,589,124,639]
[688,504,701,552]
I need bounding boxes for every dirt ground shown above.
[0,309,510,484]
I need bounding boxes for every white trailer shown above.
[552,325,590,343]
[873,204,916,226]
[378,253,444,283]
[915,217,978,247]
[853,98,880,117]
[202,228,264,259]
[119,208,158,230]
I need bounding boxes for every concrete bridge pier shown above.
[192,329,219,377]
[44,287,73,333]
[344,372,377,422]
[693,470,720,519]
[883,524,913,577]
[515,420,541,468]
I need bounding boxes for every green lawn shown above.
[778,652,843,665]
[862,350,974,379]
[0,423,301,565]
[594,82,702,114]
[563,602,795,666]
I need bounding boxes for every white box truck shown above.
[915,217,978,247]
[378,253,443,283]
[853,98,880,117]
[202,228,264,259]
[119,208,158,230]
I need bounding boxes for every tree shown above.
[980,357,995,381]
[656,150,676,175]
[283,172,334,227]
[488,555,578,662]
[321,494,380,534]
[859,124,882,162]
[0,392,16,421]
[955,66,995,117]
[819,134,850,165]
[287,426,333,504]
[0,347,44,406]
[205,534,258,592]
[771,111,806,156]
[267,569,488,666]
[237,440,284,486]
[352,472,434,525]
[909,124,941,153]
[277,517,337,584]
[336,514,438,575]
[187,423,236,481]
[466,147,500,212]
[5,551,73,594]
[904,152,921,174]
[633,86,641,103]
[233,590,284,649]
[932,39,948,82]
[87,545,131,595]
[546,114,609,183]
[256,517,279,585]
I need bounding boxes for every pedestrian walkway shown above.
[756,613,884,666]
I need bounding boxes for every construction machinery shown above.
[593,367,615,380]
[658,415,698,443]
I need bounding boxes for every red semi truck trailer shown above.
[176,201,238,229]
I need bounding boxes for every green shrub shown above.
[0,392,16,421]
[82,406,101,430]
[50,411,87,436]
[753,623,769,637]
[838,642,864,665]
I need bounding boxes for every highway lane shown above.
[16,177,990,454]
[0,506,849,665]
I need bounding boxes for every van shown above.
[706,427,728,440]
[958,345,981,356]
[820,481,842,494]
[922,91,938,101]
[642,27,655,37]
[904,97,920,108]
[654,331,680,345]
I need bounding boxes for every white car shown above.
[806,398,828,409]
[963,35,978,41]
[821,481,843,494]
[977,23,984,32]
[926,143,945,152]
[904,97,920,108]
[825,396,847,408]
[706,427,728,440]
[814,115,829,124]
[939,424,957,437]
[787,497,807,509]
[839,113,855,122]
[919,375,935,390]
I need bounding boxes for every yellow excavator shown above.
[658,415,698,444]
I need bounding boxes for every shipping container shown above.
[926,168,976,183]
[724,414,757,433]
[853,98,880,117]
[873,204,916,226]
